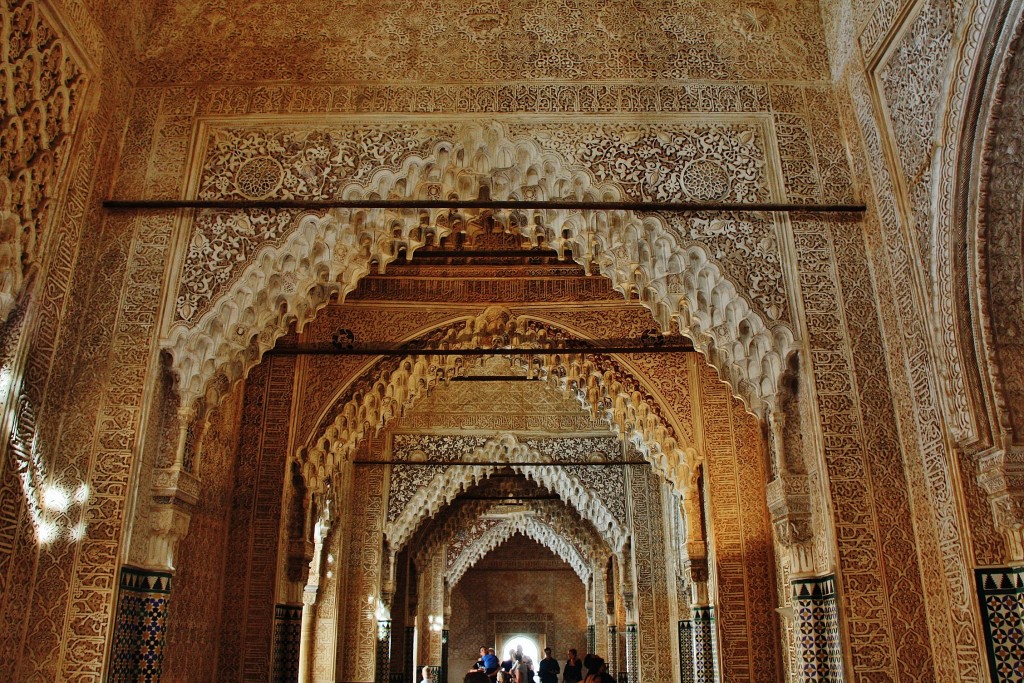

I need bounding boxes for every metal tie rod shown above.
[353,460,649,466]
[103,198,865,213]
[268,343,695,356]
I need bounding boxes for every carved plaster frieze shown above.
[163,122,797,430]
[138,0,830,83]
[414,497,609,577]
[388,433,626,525]
[0,0,85,327]
[926,0,1016,448]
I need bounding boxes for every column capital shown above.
[978,446,1024,563]
[152,466,201,508]
[143,503,192,571]
[767,474,816,576]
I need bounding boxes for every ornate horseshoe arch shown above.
[930,0,1024,449]
[444,515,593,587]
[412,498,608,587]
[161,122,797,424]
[299,309,702,497]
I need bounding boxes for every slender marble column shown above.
[624,624,638,683]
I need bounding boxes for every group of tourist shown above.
[462,646,615,683]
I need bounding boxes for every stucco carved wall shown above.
[137,0,830,84]
[4,0,1019,679]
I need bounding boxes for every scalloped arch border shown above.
[445,515,593,587]
[385,434,628,554]
[413,498,608,587]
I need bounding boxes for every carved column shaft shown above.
[592,558,610,659]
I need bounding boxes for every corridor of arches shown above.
[156,235,780,683]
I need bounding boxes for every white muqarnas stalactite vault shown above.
[2,0,1024,681]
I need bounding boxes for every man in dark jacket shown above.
[538,648,560,683]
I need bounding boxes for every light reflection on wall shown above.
[9,394,89,544]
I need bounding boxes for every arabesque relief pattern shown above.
[178,121,778,327]
[979,29,1024,444]
[341,463,387,681]
[162,385,244,681]
[697,361,777,682]
[388,433,626,526]
[138,0,830,84]
[216,355,296,683]
[628,464,674,683]
[299,310,700,498]
[383,435,629,554]
[6,0,1018,675]
[838,14,1001,678]
[438,512,594,587]
[415,494,608,579]
[791,214,934,681]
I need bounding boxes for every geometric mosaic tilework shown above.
[109,567,173,683]
[792,575,842,683]
[692,606,717,683]
[588,625,596,656]
[272,604,303,683]
[376,620,392,683]
[679,620,695,683]
[978,566,1024,682]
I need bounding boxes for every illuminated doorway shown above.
[499,634,542,683]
